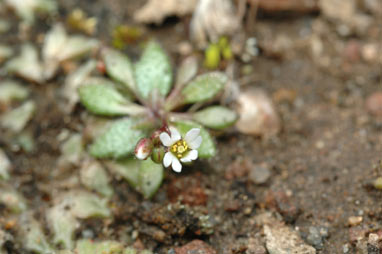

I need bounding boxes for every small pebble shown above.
[366,92,382,117]
[343,40,360,62]
[249,163,271,184]
[343,244,349,253]
[306,226,329,250]
[177,41,193,55]
[236,89,280,136]
[244,207,252,215]
[264,223,316,254]
[368,233,380,245]
[265,191,300,223]
[362,43,379,62]
[174,240,216,254]
[348,216,363,226]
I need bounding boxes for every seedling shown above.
[79,41,238,197]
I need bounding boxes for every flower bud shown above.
[134,138,153,160]
[151,146,165,164]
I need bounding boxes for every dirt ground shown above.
[1,0,382,253]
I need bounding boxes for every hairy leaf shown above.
[0,80,29,105]
[105,157,163,199]
[175,56,198,86]
[80,160,113,197]
[89,119,146,159]
[0,149,10,180]
[5,44,44,83]
[102,48,135,92]
[19,214,54,254]
[79,83,145,116]
[135,41,172,99]
[1,100,36,133]
[193,106,237,130]
[57,191,111,219]
[181,72,227,104]
[139,158,164,198]
[47,206,78,249]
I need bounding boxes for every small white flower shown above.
[159,126,202,173]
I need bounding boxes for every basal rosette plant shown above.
[78,40,237,198]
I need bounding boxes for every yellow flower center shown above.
[171,140,189,158]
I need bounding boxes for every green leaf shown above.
[75,240,124,254]
[43,24,98,63]
[43,23,67,63]
[5,44,44,83]
[83,77,135,102]
[79,83,145,116]
[173,121,216,158]
[181,72,227,104]
[102,48,135,92]
[5,0,57,24]
[105,157,140,188]
[42,24,98,79]
[135,41,172,99]
[105,157,163,199]
[63,60,97,112]
[0,20,10,34]
[0,44,13,62]
[83,115,113,141]
[59,36,98,62]
[193,106,237,130]
[58,251,74,254]
[75,240,96,254]
[139,158,164,199]
[0,187,27,213]
[0,100,36,133]
[80,160,113,197]
[58,133,84,166]
[14,132,36,153]
[58,191,111,219]
[89,118,146,159]
[0,149,10,180]
[19,214,54,254]
[124,248,137,254]
[0,80,29,105]
[175,56,198,86]
[46,206,78,250]
[139,251,153,254]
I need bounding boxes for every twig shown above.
[246,0,259,32]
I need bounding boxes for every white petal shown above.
[160,132,174,146]
[171,157,182,173]
[180,150,198,163]
[188,135,202,149]
[169,126,181,143]
[163,152,174,167]
[184,128,200,143]
[136,149,149,160]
